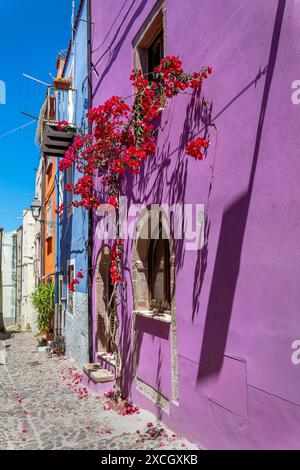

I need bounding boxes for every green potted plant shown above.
[31,283,55,340]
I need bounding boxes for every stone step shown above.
[96,351,117,367]
[90,368,115,384]
[82,363,102,375]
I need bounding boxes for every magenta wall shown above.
[91,0,300,449]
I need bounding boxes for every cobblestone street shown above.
[0,332,198,450]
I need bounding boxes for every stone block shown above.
[90,368,115,384]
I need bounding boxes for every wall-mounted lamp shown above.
[30,197,42,221]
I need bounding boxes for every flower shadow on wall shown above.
[196,0,286,383]
[120,89,213,399]
[124,87,213,266]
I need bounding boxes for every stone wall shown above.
[64,291,89,365]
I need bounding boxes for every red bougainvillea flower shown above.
[68,270,84,292]
[186,137,209,160]
[55,203,65,215]
[107,195,118,209]
[57,120,70,131]
[68,278,79,292]
[110,240,124,284]
[58,56,212,285]
[57,55,211,212]
[65,183,73,192]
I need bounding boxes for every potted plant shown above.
[31,283,55,340]
[53,77,72,90]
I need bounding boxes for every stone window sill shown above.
[96,351,116,367]
[133,310,172,324]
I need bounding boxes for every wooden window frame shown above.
[133,2,166,78]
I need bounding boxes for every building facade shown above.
[15,225,22,327]
[35,87,57,286]
[43,155,56,283]
[1,231,17,327]
[55,0,90,364]
[33,156,44,286]
[20,210,36,332]
[88,0,300,450]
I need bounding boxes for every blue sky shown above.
[0,0,79,232]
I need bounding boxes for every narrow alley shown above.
[0,332,197,451]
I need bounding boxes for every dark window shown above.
[107,268,115,354]
[67,264,74,314]
[148,221,171,311]
[99,254,116,353]
[147,30,164,79]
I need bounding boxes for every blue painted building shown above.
[55,0,91,364]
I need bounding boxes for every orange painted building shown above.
[36,89,57,284]
[43,155,56,282]
[37,60,72,285]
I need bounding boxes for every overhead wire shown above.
[0,120,36,139]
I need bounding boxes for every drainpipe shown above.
[87,0,93,363]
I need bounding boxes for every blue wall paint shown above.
[56,0,89,301]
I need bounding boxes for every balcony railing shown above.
[35,87,76,157]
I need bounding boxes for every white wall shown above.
[34,157,43,286]
[21,210,36,331]
[2,231,17,327]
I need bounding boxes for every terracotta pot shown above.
[54,79,72,90]
[46,332,54,342]
[39,330,47,340]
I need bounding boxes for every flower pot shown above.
[39,330,47,340]
[54,79,72,90]
[46,332,54,342]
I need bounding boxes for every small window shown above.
[46,201,52,238]
[67,263,75,314]
[57,274,64,332]
[147,30,164,80]
[46,156,53,176]
[148,220,171,312]
[58,276,63,304]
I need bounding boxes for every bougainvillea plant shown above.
[58,55,211,292]
[68,269,84,292]
[110,240,124,284]
[57,55,211,395]
[186,136,209,160]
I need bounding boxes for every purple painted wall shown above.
[91,0,300,449]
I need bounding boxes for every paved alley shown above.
[0,332,198,450]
